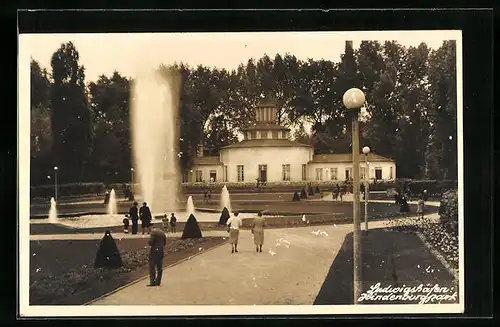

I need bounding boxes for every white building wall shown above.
[189,165,223,183]
[220,147,313,183]
[307,161,396,182]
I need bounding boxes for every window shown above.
[195,170,203,182]
[237,165,244,182]
[224,165,228,182]
[345,168,352,180]
[330,168,338,180]
[247,132,251,140]
[302,164,307,180]
[272,131,279,139]
[389,166,393,179]
[282,164,291,181]
[209,170,217,182]
[251,131,257,139]
[315,168,323,181]
[282,131,287,139]
[360,167,366,180]
[261,131,268,139]
[375,167,382,180]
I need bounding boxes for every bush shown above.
[407,180,457,197]
[300,188,307,199]
[315,186,320,193]
[439,189,458,232]
[292,191,300,201]
[31,182,106,198]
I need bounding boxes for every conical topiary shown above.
[300,187,308,199]
[182,214,203,239]
[308,186,314,196]
[292,191,300,201]
[315,186,320,194]
[218,207,230,225]
[94,230,122,269]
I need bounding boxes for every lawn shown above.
[29,236,226,305]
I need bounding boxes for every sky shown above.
[21,31,460,83]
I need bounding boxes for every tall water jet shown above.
[220,185,232,214]
[48,197,57,224]
[131,68,181,214]
[107,189,118,215]
[186,196,195,217]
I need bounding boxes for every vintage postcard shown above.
[18,30,464,316]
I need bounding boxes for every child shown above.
[417,198,425,219]
[162,214,170,232]
[170,213,177,233]
[123,215,130,234]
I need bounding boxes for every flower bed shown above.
[383,215,459,270]
[30,236,226,305]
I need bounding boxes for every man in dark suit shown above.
[148,226,167,286]
[129,202,139,234]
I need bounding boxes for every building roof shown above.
[191,156,222,166]
[310,153,394,163]
[221,139,313,149]
[240,123,290,132]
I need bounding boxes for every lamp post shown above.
[343,87,366,305]
[53,166,59,201]
[130,168,134,195]
[362,146,370,232]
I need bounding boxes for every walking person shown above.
[139,202,153,235]
[251,211,266,252]
[226,211,243,253]
[129,202,139,235]
[148,226,166,286]
[417,198,425,219]
[170,213,177,233]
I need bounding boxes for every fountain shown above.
[107,189,118,215]
[220,185,232,214]
[48,197,57,224]
[186,196,195,217]
[130,68,181,214]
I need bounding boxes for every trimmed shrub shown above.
[292,191,300,201]
[182,214,203,239]
[31,182,106,198]
[308,186,314,196]
[219,207,230,225]
[439,189,458,232]
[315,186,320,194]
[300,188,307,199]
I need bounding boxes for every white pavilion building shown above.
[186,99,396,184]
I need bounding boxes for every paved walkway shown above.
[89,214,440,306]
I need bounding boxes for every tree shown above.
[426,40,457,179]
[30,59,52,185]
[50,42,91,182]
[88,71,131,183]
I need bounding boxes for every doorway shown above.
[258,165,267,183]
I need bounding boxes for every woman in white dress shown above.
[226,211,242,253]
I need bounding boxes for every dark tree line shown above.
[30,40,457,185]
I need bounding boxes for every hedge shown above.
[30,179,458,198]
[31,183,106,199]
[438,189,458,232]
